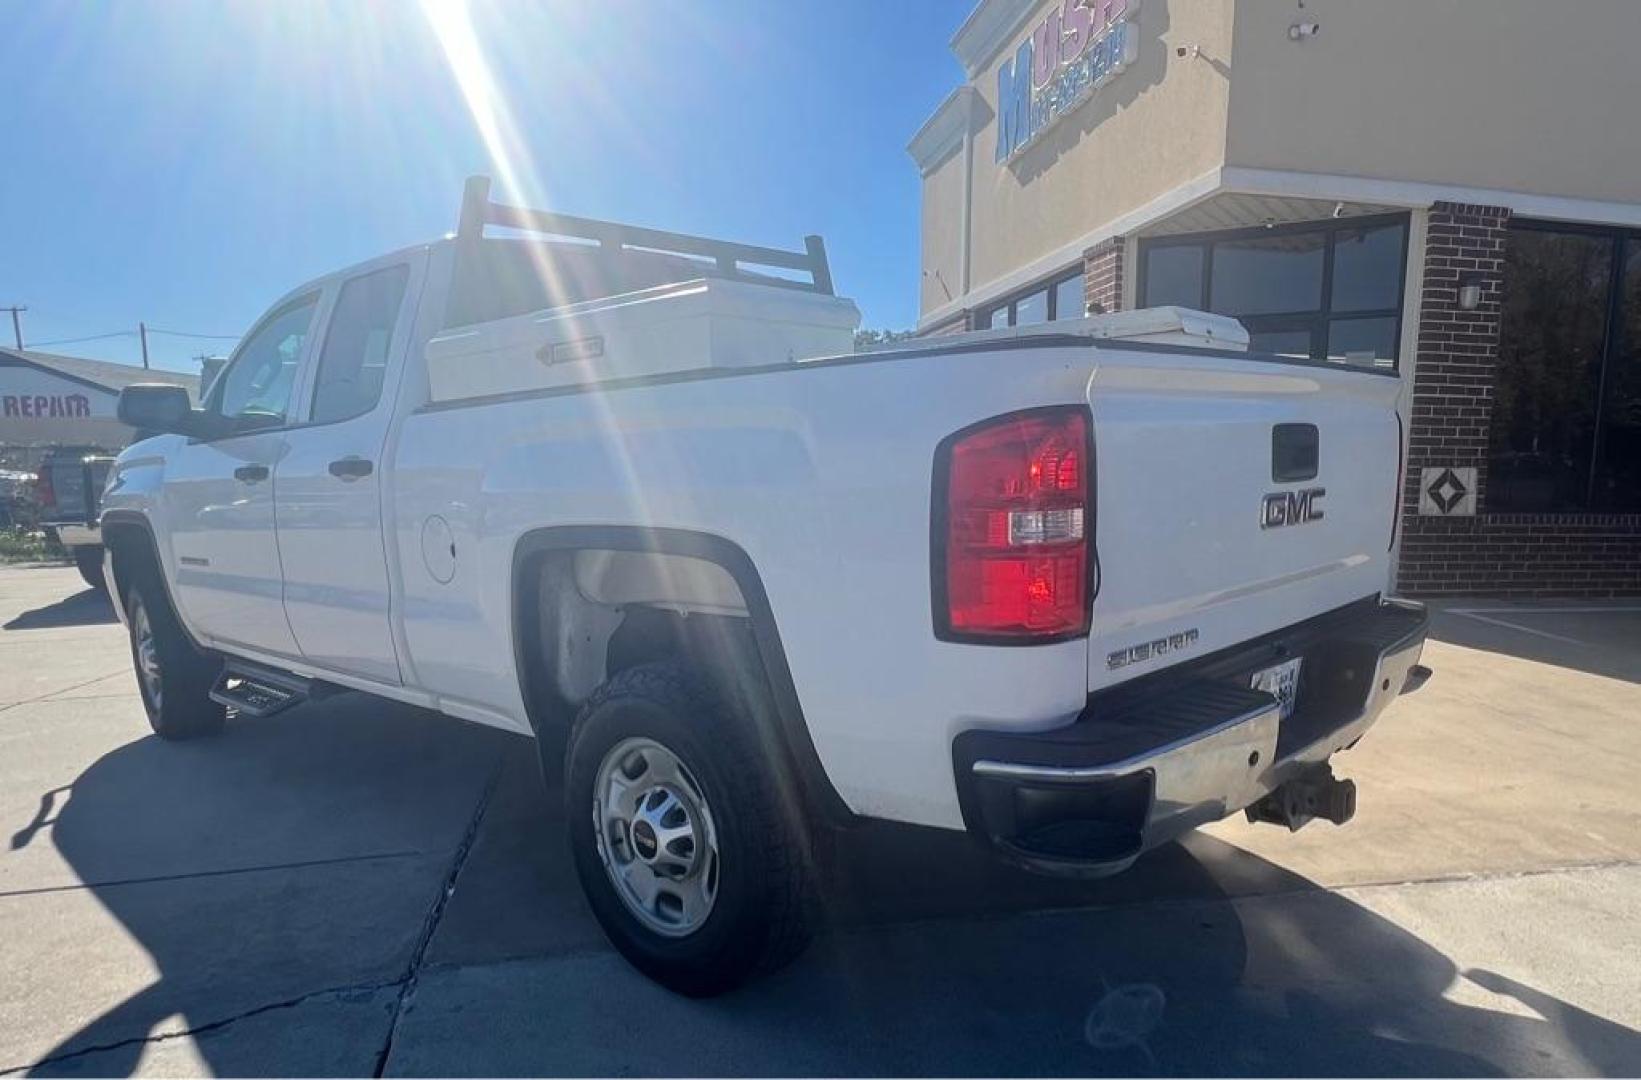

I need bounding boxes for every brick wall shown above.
[1397,202,1641,597]
[1398,514,1641,598]
[1083,236,1126,315]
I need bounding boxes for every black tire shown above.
[124,567,226,740]
[75,546,107,593]
[565,661,813,996]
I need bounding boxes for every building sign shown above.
[0,364,121,446]
[996,0,1139,163]
[3,393,93,419]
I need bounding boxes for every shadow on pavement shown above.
[1428,604,1641,685]
[15,695,512,1077]
[21,703,1641,1076]
[2,588,118,631]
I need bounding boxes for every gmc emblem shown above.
[1261,487,1326,530]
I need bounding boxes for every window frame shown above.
[1137,212,1412,369]
[978,267,1086,329]
[1492,217,1641,513]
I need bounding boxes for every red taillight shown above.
[34,464,55,510]
[935,407,1092,641]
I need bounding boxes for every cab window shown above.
[212,293,320,425]
[310,265,410,424]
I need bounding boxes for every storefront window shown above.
[1138,215,1409,369]
[1327,316,1399,367]
[1331,224,1407,312]
[1605,245,1641,509]
[1053,276,1084,323]
[1144,245,1204,309]
[978,269,1084,328]
[1014,288,1048,326]
[1210,233,1325,316]
[1491,223,1641,512]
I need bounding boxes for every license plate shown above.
[1251,657,1303,720]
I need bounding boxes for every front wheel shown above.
[125,572,225,740]
[565,662,813,996]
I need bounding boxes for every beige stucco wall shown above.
[1225,0,1641,205]
[961,0,1235,300]
[919,144,969,315]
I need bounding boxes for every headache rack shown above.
[447,175,834,328]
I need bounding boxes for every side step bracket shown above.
[210,661,312,718]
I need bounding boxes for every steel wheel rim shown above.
[133,600,162,711]
[592,736,720,937]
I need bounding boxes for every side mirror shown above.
[117,384,196,436]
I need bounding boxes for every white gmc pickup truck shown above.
[102,178,1429,994]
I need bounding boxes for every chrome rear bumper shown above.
[954,598,1429,876]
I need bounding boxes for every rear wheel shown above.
[125,571,225,740]
[565,662,813,995]
[74,546,107,593]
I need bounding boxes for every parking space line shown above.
[1449,605,1641,615]
[1446,610,1588,646]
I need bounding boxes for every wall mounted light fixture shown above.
[1457,274,1484,311]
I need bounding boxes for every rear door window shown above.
[309,265,411,424]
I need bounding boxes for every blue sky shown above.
[0,0,967,373]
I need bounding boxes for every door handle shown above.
[233,464,270,483]
[328,457,374,481]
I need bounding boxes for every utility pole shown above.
[139,321,150,369]
[2,305,24,349]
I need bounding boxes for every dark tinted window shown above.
[1599,242,1641,509]
[1327,316,1399,367]
[1331,224,1405,312]
[1210,233,1325,316]
[1490,229,1612,511]
[1138,217,1407,368]
[1143,245,1203,309]
[1249,328,1313,357]
[311,265,410,424]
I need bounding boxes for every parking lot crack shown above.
[3,979,403,1075]
[371,757,503,1078]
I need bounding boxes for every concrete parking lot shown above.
[1,563,1638,1077]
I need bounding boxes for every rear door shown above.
[273,253,424,683]
[1087,350,1402,691]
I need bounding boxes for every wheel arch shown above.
[100,511,167,611]
[510,526,853,826]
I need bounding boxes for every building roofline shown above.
[907,87,981,175]
[0,347,200,396]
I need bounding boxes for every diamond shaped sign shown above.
[1419,466,1476,516]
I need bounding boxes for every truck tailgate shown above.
[1087,350,1401,692]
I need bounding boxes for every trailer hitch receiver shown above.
[1245,764,1356,832]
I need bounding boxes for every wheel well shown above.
[518,546,759,728]
[511,529,854,826]
[101,519,159,604]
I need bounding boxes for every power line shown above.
[23,329,138,348]
[145,326,242,340]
